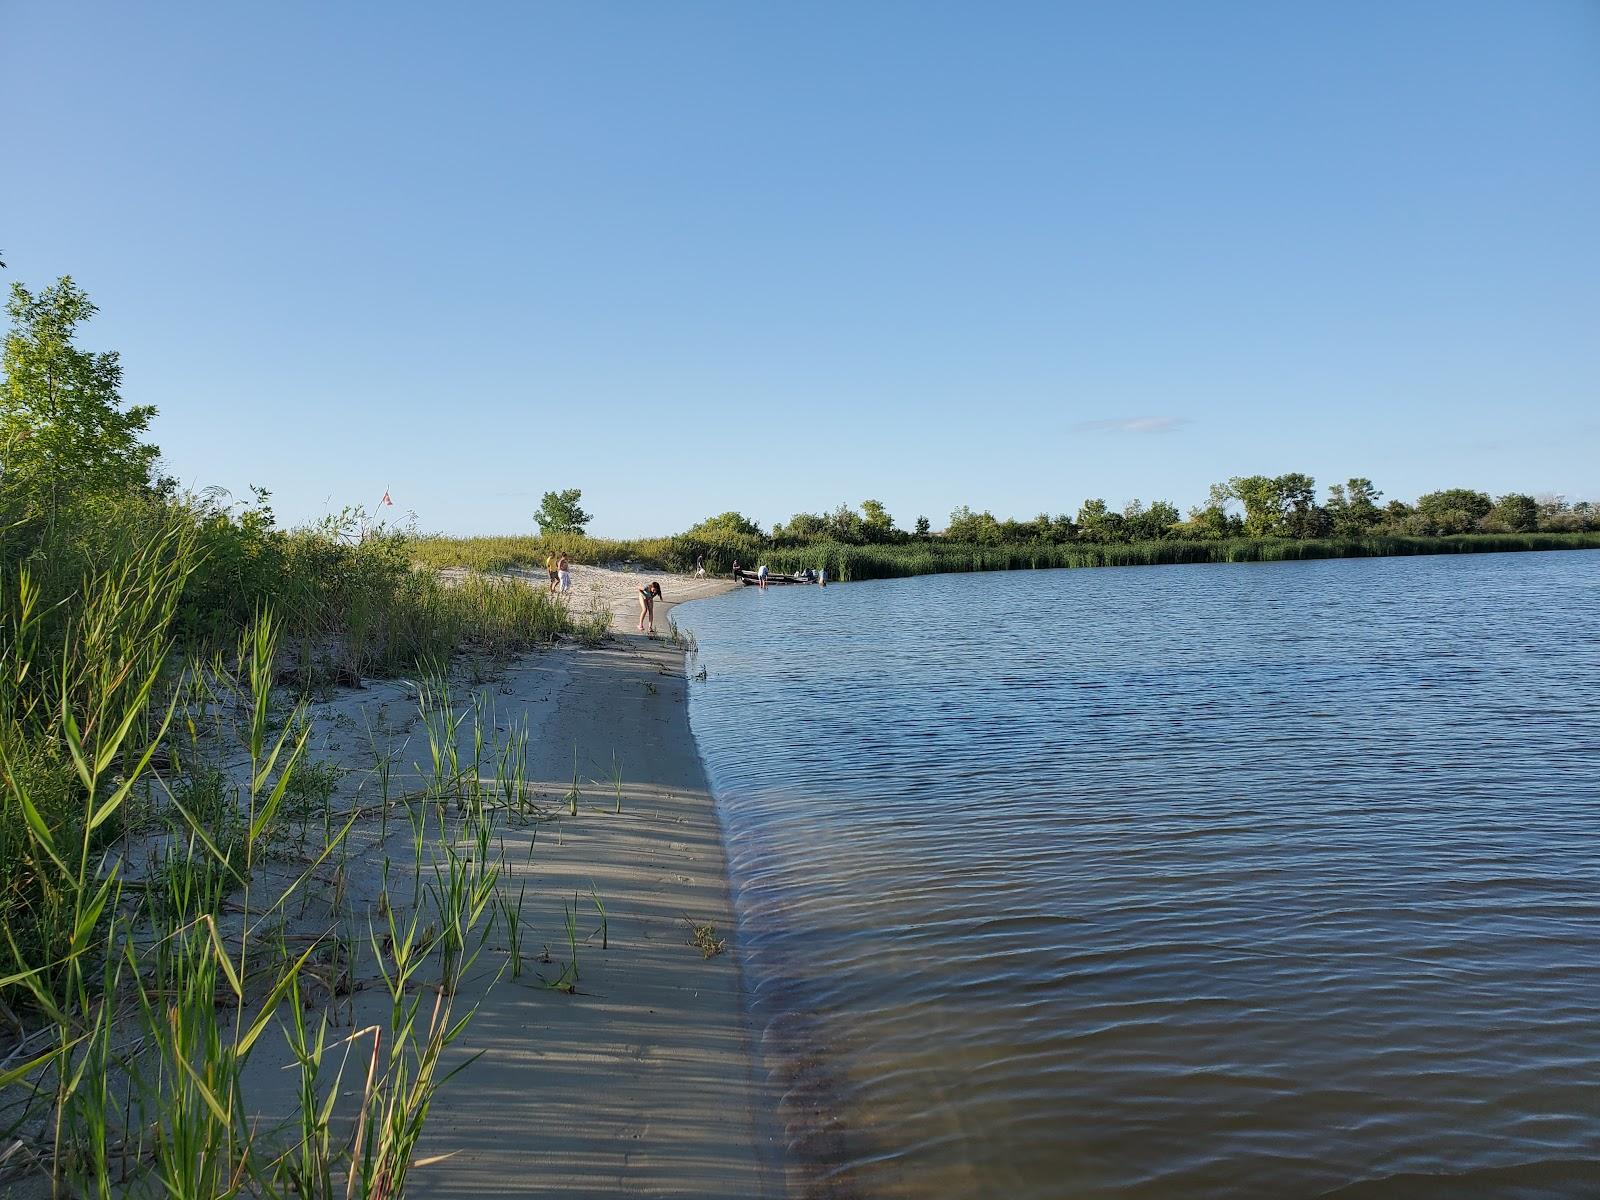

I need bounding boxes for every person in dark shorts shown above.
[637,581,663,632]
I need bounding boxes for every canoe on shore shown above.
[735,569,816,585]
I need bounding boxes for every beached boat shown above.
[735,569,816,586]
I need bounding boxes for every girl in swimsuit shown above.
[637,581,663,632]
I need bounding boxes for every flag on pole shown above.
[381,490,393,507]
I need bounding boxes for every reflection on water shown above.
[680,552,1600,1199]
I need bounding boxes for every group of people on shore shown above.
[727,559,826,587]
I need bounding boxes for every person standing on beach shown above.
[544,550,559,594]
[731,559,741,580]
[638,581,663,632]
[557,553,572,594]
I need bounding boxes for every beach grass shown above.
[0,513,597,1197]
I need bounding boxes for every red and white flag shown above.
[380,490,393,507]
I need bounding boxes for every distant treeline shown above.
[413,477,1600,582]
[413,527,1600,583]
[745,475,1598,547]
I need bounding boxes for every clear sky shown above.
[3,2,1596,536]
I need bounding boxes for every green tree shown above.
[533,488,592,535]
[1076,498,1128,543]
[1182,483,1239,539]
[1223,473,1322,537]
[1276,473,1325,538]
[1226,476,1281,537]
[1125,499,1179,540]
[913,515,931,539]
[826,503,865,544]
[1414,488,1492,535]
[686,511,763,539]
[1489,493,1538,533]
[772,511,828,544]
[2,277,159,522]
[860,499,895,543]
[1326,478,1383,536]
[1382,499,1416,532]
[945,505,1002,543]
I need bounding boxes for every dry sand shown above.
[447,560,737,633]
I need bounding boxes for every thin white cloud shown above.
[1072,416,1190,434]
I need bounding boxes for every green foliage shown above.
[1276,473,1323,538]
[1326,478,1384,536]
[945,505,1003,544]
[860,499,896,542]
[1226,474,1286,537]
[1125,499,1180,541]
[1488,492,1538,533]
[771,501,902,546]
[1414,488,1493,535]
[534,487,593,535]
[686,510,764,540]
[1536,496,1598,532]
[2,277,160,523]
[772,510,829,544]
[1075,499,1125,543]
[410,530,681,572]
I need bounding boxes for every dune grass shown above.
[0,499,613,1197]
[408,532,680,575]
[0,566,567,1197]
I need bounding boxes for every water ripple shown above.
[683,552,1600,1199]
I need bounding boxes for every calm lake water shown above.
[679,551,1600,1200]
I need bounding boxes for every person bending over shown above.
[638,581,664,632]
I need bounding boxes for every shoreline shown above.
[407,569,782,1196]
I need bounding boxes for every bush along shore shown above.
[0,277,624,1196]
[0,525,615,1196]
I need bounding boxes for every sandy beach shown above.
[3,565,773,1199]
[408,567,780,1197]
[395,565,778,1196]
[232,566,777,1197]
[441,560,735,635]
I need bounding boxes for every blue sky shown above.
[3,2,1596,536]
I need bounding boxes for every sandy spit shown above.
[237,566,778,1197]
[413,574,787,1197]
[405,566,781,1196]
